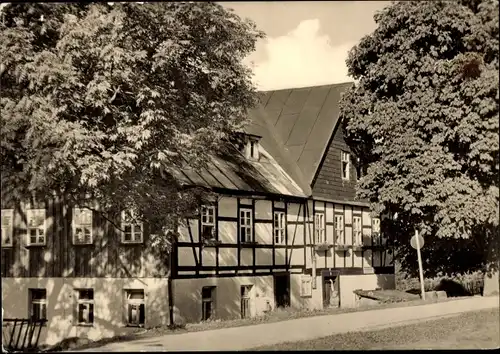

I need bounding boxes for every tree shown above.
[1,2,264,242]
[339,0,499,292]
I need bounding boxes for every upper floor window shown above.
[239,208,252,243]
[335,215,344,244]
[1,209,14,247]
[201,205,216,240]
[121,210,143,244]
[73,208,93,245]
[341,151,350,180]
[273,211,286,245]
[314,212,325,244]
[27,209,46,246]
[353,216,362,245]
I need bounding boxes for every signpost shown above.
[410,230,425,300]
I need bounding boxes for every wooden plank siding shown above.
[1,197,168,278]
[312,121,360,202]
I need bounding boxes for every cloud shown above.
[248,19,356,91]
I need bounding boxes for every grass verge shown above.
[252,308,500,350]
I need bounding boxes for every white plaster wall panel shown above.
[255,200,272,220]
[218,221,237,244]
[201,248,216,267]
[255,249,273,266]
[177,247,196,267]
[218,197,237,218]
[240,248,253,267]
[218,248,238,267]
[255,223,272,245]
[275,248,286,266]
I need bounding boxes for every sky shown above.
[223,1,391,91]
[1,1,390,90]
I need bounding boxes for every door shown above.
[240,285,252,319]
[323,276,339,308]
[274,274,290,308]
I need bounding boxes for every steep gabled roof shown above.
[258,82,353,186]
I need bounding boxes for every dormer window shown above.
[247,139,259,160]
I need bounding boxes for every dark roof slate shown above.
[258,82,353,186]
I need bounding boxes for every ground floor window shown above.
[126,289,145,326]
[76,289,94,326]
[29,289,47,321]
[201,286,216,321]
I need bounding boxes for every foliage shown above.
[340,0,499,273]
[0,2,264,243]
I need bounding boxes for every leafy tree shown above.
[1,2,264,246]
[339,0,499,290]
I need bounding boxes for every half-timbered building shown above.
[1,82,395,345]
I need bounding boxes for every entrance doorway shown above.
[323,275,340,308]
[240,285,253,319]
[274,274,290,308]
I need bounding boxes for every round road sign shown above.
[410,234,424,250]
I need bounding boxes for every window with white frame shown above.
[341,151,350,180]
[245,139,260,160]
[126,289,145,327]
[121,210,143,244]
[353,216,362,245]
[239,208,252,243]
[27,209,46,246]
[273,211,286,245]
[372,218,381,245]
[76,289,94,326]
[335,215,344,244]
[73,208,93,245]
[1,209,14,247]
[29,289,47,321]
[201,205,216,240]
[314,212,325,244]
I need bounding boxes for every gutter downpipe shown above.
[306,200,317,289]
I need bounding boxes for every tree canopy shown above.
[0,2,264,241]
[339,0,499,275]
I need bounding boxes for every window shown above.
[373,218,381,245]
[335,215,344,244]
[27,209,46,246]
[273,211,285,245]
[341,151,350,180]
[314,212,325,244]
[1,209,14,247]
[73,208,93,245]
[201,205,216,240]
[353,216,362,245]
[76,289,94,326]
[239,209,252,243]
[29,289,47,321]
[121,210,143,244]
[247,139,259,160]
[201,286,216,321]
[126,290,145,326]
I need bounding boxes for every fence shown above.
[2,318,47,352]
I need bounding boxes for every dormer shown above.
[231,132,261,161]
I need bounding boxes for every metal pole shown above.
[415,230,426,300]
